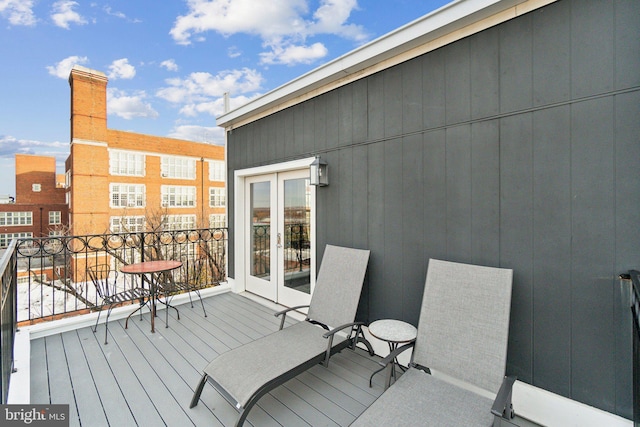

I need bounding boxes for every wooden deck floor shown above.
[30,292,388,427]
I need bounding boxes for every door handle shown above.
[277,232,282,248]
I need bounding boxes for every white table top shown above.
[368,319,417,343]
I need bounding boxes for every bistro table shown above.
[368,319,418,388]
[120,260,182,333]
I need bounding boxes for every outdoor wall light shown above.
[310,157,328,186]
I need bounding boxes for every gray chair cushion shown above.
[307,245,370,328]
[351,368,494,427]
[203,321,346,408]
[413,259,513,394]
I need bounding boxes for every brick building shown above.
[0,154,68,246]
[66,65,225,236]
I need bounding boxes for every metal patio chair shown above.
[88,263,151,344]
[351,259,516,426]
[189,244,374,427]
[157,256,208,327]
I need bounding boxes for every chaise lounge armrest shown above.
[491,375,517,426]
[377,341,415,368]
[275,305,310,329]
[320,321,372,366]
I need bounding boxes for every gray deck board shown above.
[30,292,386,427]
[29,291,539,426]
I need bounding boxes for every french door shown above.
[245,169,314,307]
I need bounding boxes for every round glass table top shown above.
[368,319,417,343]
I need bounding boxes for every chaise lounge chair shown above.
[352,258,516,426]
[190,244,374,426]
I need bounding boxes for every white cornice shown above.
[71,138,107,147]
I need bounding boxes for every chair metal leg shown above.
[189,374,209,408]
[194,289,207,317]
[104,306,114,345]
[93,308,102,333]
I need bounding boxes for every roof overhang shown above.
[217,0,555,129]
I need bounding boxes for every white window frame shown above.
[110,216,146,233]
[209,187,226,207]
[110,150,145,176]
[32,184,41,192]
[209,214,226,229]
[161,156,196,180]
[209,160,225,182]
[161,185,196,208]
[0,212,33,226]
[49,211,61,225]
[163,214,196,231]
[0,232,32,247]
[110,184,146,208]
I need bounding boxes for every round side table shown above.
[368,319,417,388]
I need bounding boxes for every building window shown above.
[0,212,33,226]
[161,185,196,207]
[0,232,32,248]
[209,214,226,229]
[161,156,195,179]
[209,160,225,182]
[32,184,41,192]
[110,184,146,208]
[49,211,61,225]
[209,187,225,207]
[163,214,196,231]
[110,216,145,233]
[110,150,145,176]
[49,230,64,237]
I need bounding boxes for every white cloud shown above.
[160,59,179,72]
[103,6,141,23]
[107,58,136,80]
[227,46,242,58]
[0,135,68,159]
[167,125,224,145]
[107,88,158,120]
[51,1,87,29]
[103,6,125,19]
[179,94,257,118]
[260,42,328,65]
[157,68,263,105]
[0,0,36,26]
[309,0,366,41]
[46,55,89,79]
[169,0,368,65]
[170,0,308,45]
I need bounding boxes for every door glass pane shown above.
[283,178,311,294]
[250,182,270,279]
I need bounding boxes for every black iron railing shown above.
[15,228,227,323]
[251,223,310,277]
[0,240,17,404]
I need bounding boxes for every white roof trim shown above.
[217,0,548,128]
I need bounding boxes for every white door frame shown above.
[233,157,317,296]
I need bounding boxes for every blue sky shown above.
[0,0,449,196]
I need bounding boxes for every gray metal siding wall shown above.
[226,0,640,417]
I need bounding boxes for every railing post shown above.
[140,231,146,262]
[0,239,18,404]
